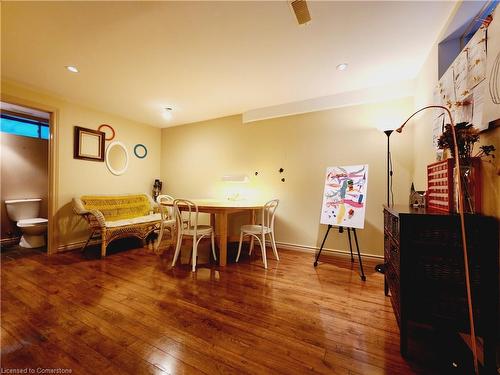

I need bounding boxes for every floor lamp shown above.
[396,105,478,374]
[375,129,393,274]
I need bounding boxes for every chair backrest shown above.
[262,199,279,230]
[157,194,175,220]
[173,199,199,232]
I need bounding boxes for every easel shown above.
[313,224,366,281]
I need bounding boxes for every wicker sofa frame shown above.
[73,194,161,257]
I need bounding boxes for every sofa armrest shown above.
[87,210,106,228]
[77,210,106,230]
[73,198,106,229]
[73,197,89,215]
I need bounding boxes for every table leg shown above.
[248,209,257,250]
[217,212,228,266]
[210,213,216,230]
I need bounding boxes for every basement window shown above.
[0,113,49,140]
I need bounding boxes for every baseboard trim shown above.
[57,238,383,260]
[57,239,101,253]
[0,237,21,247]
[274,240,383,260]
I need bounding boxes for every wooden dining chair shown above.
[155,195,176,252]
[236,199,279,269]
[171,199,216,272]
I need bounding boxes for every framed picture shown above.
[320,164,369,229]
[74,126,105,162]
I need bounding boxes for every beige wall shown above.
[412,44,439,191]
[1,80,162,250]
[161,97,415,257]
[1,133,48,239]
[480,129,500,218]
[412,13,500,219]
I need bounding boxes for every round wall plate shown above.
[98,124,116,141]
[134,144,147,159]
[105,141,129,176]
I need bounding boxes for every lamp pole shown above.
[375,129,393,276]
[384,129,394,206]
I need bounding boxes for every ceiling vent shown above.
[291,0,311,25]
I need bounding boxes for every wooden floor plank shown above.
[1,245,432,374]
[13,254,394,373]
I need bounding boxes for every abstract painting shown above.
[320,164,369,229]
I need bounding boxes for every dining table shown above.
[160,198,267,266]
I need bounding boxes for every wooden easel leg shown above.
[347,228,354,262]
[352,228,366,281]
[314,225,332,267]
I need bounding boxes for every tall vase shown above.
[454,158,481,214]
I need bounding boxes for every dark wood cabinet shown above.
[383,205,499,372]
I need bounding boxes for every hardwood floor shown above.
[1,242,432,374]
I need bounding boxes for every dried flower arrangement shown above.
[437,122,495,163]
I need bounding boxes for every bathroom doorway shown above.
[0,100,56,254]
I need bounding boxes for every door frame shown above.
[1,94,59,255]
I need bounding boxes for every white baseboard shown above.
[57,238,157,253]
[0,237,20,247]
[57,238,383,260]
[57,239,101,253]
[274,240,383,260]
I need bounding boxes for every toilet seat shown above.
[17,218,48,227]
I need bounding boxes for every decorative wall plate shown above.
[134,144,147,159]
[98,124,115,141]
[106,141,129,175]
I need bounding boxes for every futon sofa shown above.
[73,194,161,257]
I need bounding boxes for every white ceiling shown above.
[1,1,455,128]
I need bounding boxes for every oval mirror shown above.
[105,141,129,176]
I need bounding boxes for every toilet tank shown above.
[5,198,41,221]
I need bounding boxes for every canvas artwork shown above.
[320,164,369,229]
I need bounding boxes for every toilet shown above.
[5,198,48,248]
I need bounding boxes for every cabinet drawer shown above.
[391,216,399,242]
[386,263,401,323]
[384,210,391,233]
[383,209,400,244]
[384,233,400,277]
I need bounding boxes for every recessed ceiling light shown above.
[65,66,79,73]
[162,107,173,120]
[336,63,348,71]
